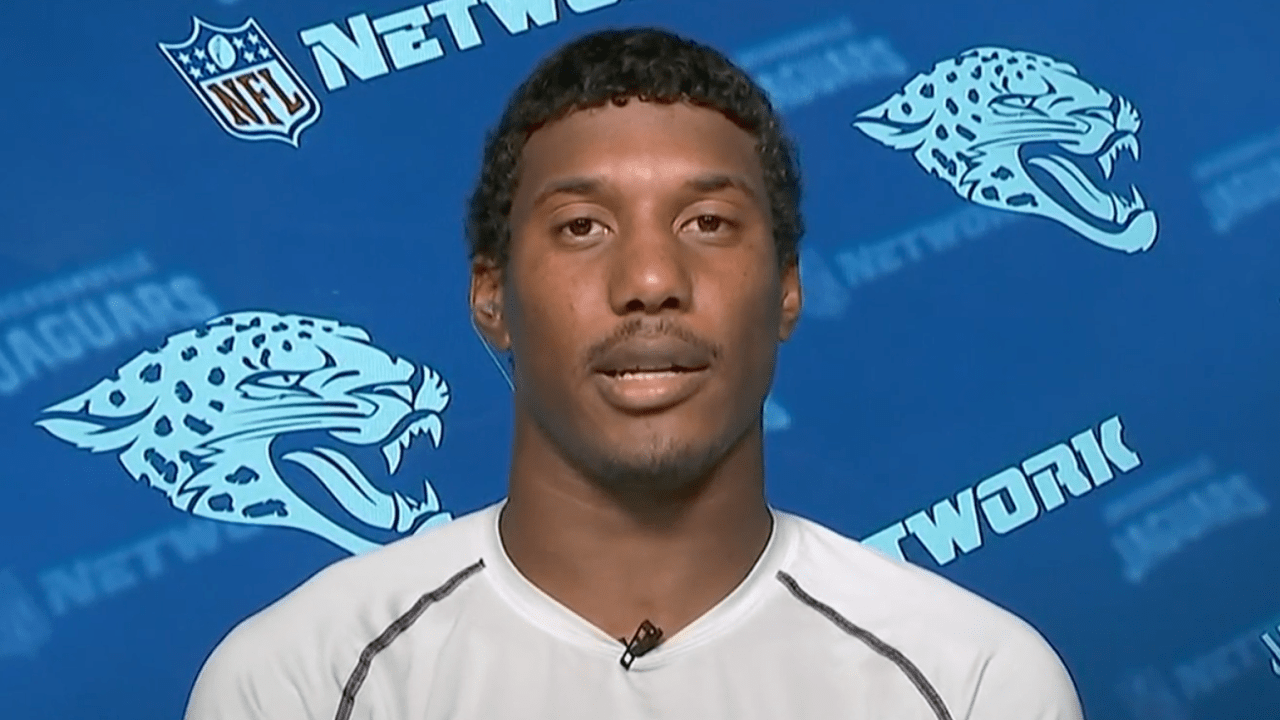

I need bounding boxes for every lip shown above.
[591,336,713,377]
[592,367,711,413]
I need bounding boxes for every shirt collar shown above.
[480,497,797,668]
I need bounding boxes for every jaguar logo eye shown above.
[252,371,305,388]
[237,371,314,400]
[990,94,1043,115]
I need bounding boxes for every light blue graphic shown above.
[37,312,452,555]
[1263,627,1280,677]
[0,570,51,659]
[159,18,322,146]
[763,394,791,432]
[854,47,1158,254]
[1115,668,1190,720]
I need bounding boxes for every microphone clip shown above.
[619,619,664,670]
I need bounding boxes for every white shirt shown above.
[185,500,1085,719]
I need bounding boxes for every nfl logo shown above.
[159,17,322,147]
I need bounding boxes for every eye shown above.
[238,371,313,399]
[558,217,606,239]
[1076,108,1113,122]
[685,214,732,234]
[251,371,304,389]
[991,94,1043,115]
[367,383,412,402]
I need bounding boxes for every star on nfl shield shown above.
[159,17,321,147]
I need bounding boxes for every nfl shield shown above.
[159,17,322,147]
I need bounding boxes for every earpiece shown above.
[471,300,514,392]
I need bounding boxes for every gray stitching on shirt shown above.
[334,559,486,720]
[776,570,953,720]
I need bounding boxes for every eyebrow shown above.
[531,172,763,209]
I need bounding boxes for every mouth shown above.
[588,331,717,412]
[380,412,443,475]
[278,410,443,487]
[272,366,452,537]
[593,366,711,413]
[598,365,708,379]
[275,410,445,536]
[1020,131,1147,229]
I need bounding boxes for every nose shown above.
[607,219,694,316]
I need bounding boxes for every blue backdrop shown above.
[1,0,1278,718]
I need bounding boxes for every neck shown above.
[499,416,773,643]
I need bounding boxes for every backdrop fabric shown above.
[0,1,1277,718]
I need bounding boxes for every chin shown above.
[583,428,739,498]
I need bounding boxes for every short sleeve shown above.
[961,625,1085,720]
[183,613,345,720]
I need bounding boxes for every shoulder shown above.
[777,512,1083,720]
[184,504,497,720]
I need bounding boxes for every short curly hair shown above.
[466,27,804,275]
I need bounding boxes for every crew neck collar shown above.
[480,498,796,668]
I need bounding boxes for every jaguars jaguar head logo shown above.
[854,46,1157,254]
[36,311,452,555]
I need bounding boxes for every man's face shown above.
[496,99,801,498]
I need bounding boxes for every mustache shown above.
[585,317,722,368]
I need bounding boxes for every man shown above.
[185,27,1085,720]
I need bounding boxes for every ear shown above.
[470,257,511,351]
[778,256,802,342]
